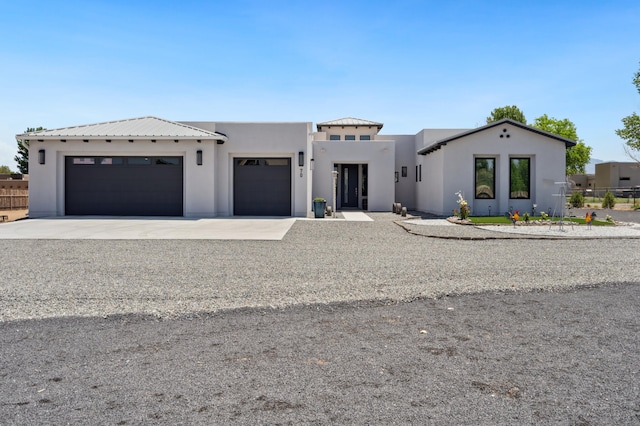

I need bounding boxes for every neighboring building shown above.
[0,174,29,192]
[594,162,640,191]
[568,173,595,191]
[19,116,574,218]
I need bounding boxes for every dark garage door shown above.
[234,158,291,216]
[65,156,183,216]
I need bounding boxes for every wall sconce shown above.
[298,151,304,177]
[196,149,203,166]
[38,149,45,165]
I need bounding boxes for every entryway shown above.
[336,163,368,210]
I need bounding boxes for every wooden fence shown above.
[0,195,28,210]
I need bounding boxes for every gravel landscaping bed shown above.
[1,212,639,322]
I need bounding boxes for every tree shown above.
[486,105,527,124]
[0,165,13,174]
[532,114,592,175]
[615,61,640,161]
[14,127,44,174]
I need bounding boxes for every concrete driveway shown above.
[0,217,297,240]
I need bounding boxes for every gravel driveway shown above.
[1,213,639,424]
[1,213,639,321]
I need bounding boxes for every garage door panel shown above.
[65,156,183,216]
[234,158,291,216]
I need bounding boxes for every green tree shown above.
[615,61,640,161]
[14,126,44,174]
[486,105,527,124]
[532,114,592,175]
[0,165,13,174]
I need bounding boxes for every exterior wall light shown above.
[298,151,304,177]
[38,149,45,165]
[196,149,203,166]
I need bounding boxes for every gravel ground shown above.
[1,212,639,321]
[1,284,638,424]
[1,213,639,424]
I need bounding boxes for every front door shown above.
[341,164,359,208]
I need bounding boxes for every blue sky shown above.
[1,0,639,170]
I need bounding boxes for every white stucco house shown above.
[18,116,575,218]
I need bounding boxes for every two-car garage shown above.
[65,156,183,216]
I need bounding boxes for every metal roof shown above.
[316,117,383,130]
[417,119,576,155]
[17,116,228,141]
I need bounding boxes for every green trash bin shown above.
[313,198,326,218]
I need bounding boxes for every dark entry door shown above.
[234,158,291,216]
[341,164,359,208]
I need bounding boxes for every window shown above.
[264,159,289,166]
[362,164,368,196]
[510,158,530,199]
[419,164,422,182]
[237,159,260,166]
[329,135,340,141]
[73,157,95,165]
[345,135,356,141]
[99,157,124,165]
[127,157,151,165]
[401,166,407,177]
[475,158,495,199]
[359,135,371,141]
[156,157,180,165]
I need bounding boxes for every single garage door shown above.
[65,156,183,216]
[234,158,291,216]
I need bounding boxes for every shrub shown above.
[569,192,584,208]
[602,191,616,209]
[523,212,530,222]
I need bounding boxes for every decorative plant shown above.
[605,214,614,223]
[569,192,584,208]
[523,212,530,222]
[540,211,549,220]
[602,191,616,209]
[455,191,470,220]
